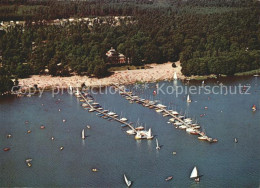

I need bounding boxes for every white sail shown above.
[147,128,152,137]
[174,72,178,80]
[124,174,132,187]
[187,94,191,102]
[190,166,198,179]
[76,88,80,95]
[69,85,72,91]
[156,138,160,149]
[82,129,85,139]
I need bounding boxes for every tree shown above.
[0,76,14,94]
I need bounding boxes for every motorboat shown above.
[186,128,199,135]
[156,104,167,108]
[107,112,116,116]
[156,109,163,113]
[171,111,179,116]
[169,118,175,122]
[162,113,169,117]
[184,118,192,123]
[126,129,136,135]
[198,136,208,140]
[165,176,173,181]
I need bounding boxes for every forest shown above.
[0,0,260,94]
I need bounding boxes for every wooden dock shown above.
[77,92,137,133]
[112,84,217,143]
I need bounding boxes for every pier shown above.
[112,84,217,143]
[75,90,138,134]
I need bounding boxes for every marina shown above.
[75,89,155,140]
[113,84,217,143]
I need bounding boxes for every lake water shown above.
[0,76,260,187]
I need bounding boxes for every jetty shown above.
[77,92,137,133]
[112,84,217,143]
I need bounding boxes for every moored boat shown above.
[126,129,136,135]
[135,126,144,131]
[186,128,198,135]
[198,136,208,140]
[174,122,183,126]
[120,117,128,122]
[179,125,187,130]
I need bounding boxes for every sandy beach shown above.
[19,61,184,89]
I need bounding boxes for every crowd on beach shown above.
[18,62,184,89]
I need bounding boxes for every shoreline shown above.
[16,61,260,92]
[18,61,184,89]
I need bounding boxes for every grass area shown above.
[189,75,217,80]
[234,69,260,76]
[108,65,146,72]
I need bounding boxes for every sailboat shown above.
[75,88,81,97]
[156,138,160,150]
[187,94,192,103]
[190,166,200,182]
[146,128,154,139]
[173,72,178,80]
[69,85,73,93]
[82,129,85,140]
[124,174,132,187]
